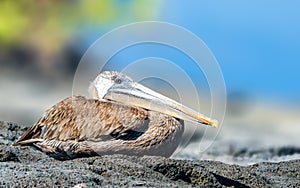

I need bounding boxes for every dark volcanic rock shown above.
[0,121,28,144]
[0,121,299,187]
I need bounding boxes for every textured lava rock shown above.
[0,121,299,187]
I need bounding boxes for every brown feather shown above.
[14,96,148,145]
[14,96,183,159]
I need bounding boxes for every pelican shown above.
[13,71,218,160]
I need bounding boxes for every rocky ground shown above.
[1,121,300,187]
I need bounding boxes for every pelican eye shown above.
[114,78,122,84]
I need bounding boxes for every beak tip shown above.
[211,119,219,128]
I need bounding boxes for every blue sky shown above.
[159,1,300,101]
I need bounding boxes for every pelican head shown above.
[89,71,218,128]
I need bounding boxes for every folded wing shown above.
[13,96,149,146]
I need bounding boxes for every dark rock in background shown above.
[0,121,299,187]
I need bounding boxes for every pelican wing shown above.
[14,96,149,145]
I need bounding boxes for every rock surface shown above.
[1,121,299,187]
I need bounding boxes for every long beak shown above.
[103,82,218,128]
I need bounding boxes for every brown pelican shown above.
[13,71,218,160]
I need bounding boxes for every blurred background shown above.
[1,0,299,163]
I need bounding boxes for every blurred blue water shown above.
[159,1,300,101]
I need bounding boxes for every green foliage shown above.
[0,0,158,48]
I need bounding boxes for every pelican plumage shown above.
[13,71,218,160]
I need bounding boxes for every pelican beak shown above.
[104,81,218,128]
